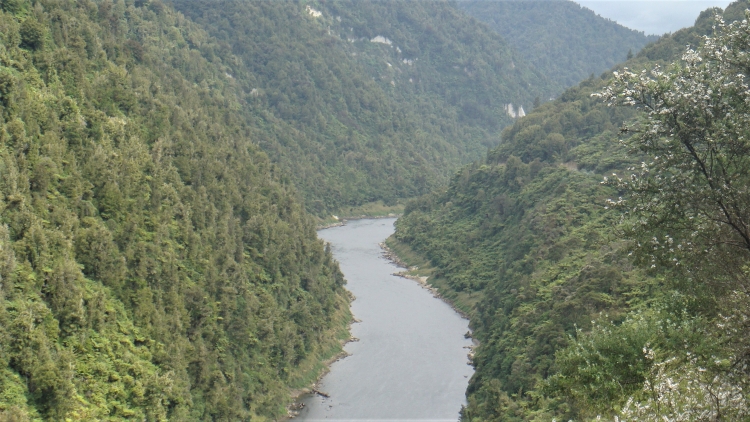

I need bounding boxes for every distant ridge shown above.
[458,0,659,88]
[172,0,554,215]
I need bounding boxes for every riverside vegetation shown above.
[0,0,584,419]
[0,0,737,420]
[393,2,750,420]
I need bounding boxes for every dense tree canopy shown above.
[5,0,749,420]
[599,15,750,289]
[458,0,659,89]
[592,14,750,419]
[392,2,750,420]
[0,1,348,419]
[171,0,554,215]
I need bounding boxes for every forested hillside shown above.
[458,0,659,88]
[172,0,553,215]
[6,0,746,420]
[392,2,750,420]
[0,0,349,420]
[0,0,669,420]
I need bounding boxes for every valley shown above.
[0,0,748,421]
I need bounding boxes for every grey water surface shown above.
[297,218,474,422]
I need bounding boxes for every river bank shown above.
[281,291,353,420]
[286,329,358,419]
[316,213,401,230]
[379,242,472,321]
[379,238,480,370]
[383,236,484,319]
[294,218,474,421]
[315,200,405,229]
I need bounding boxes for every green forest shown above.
[0,0,350,419]
[458,0,659,88]
[171,0,554,215]
[392,1,750,420]
[3,0,749,420]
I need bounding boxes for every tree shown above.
[19,18,44,50]
[597,14,750,419]
[598,13,750,290]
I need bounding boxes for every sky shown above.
[575,0,734,35]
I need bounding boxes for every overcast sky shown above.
[575,0,734,35]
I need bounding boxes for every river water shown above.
[297,218,474,422]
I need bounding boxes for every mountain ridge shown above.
[458,0,660,88]
[172,0,555,216]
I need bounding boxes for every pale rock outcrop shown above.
[306,5,322,17]
[371,36,393,45]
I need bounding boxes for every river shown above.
[296,218,474,422]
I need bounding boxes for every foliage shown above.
[5,0,750,419]
[395,156,650,420]
[617,351,749,421]
[458,0,659,89]
[556,311,749,420]
[548,306,727,418]
[394,3,750,421]
[589,11,750,420]
[169,0,554,216]
[0,0,348,419]
[0,0,668,418]
[597,13,750,291]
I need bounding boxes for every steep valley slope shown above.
[0,0,699,420]
[391,2,750,420]
[172,0,555,216]
[0,1,349,420]
[458,0,659,89]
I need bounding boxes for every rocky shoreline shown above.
[379,242,478,367]
[286,326,361,419]
[379,242,471,321]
